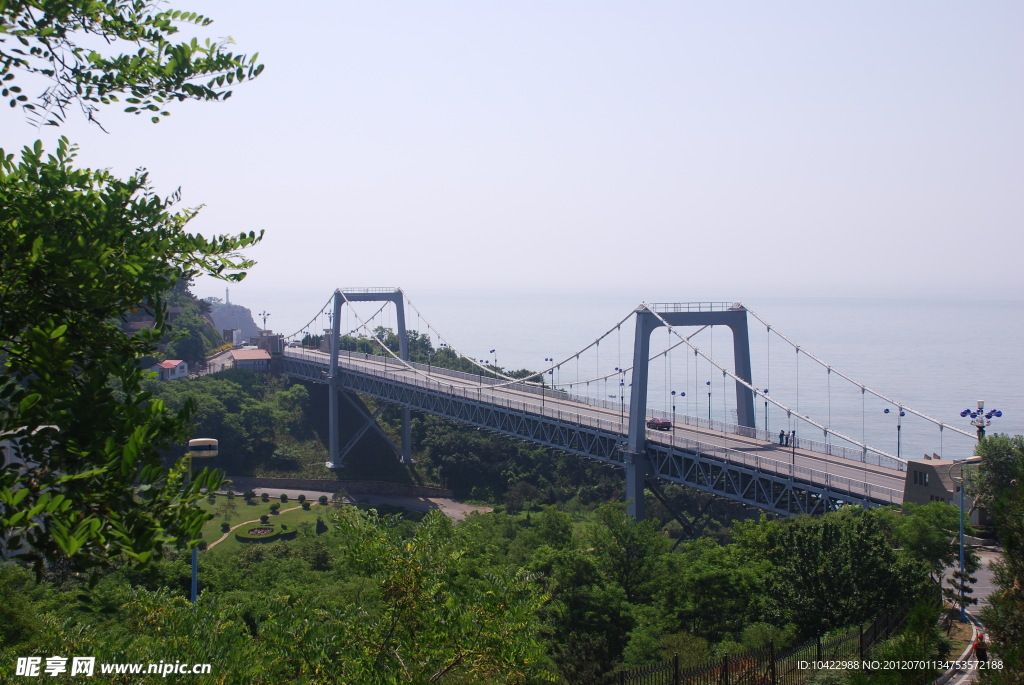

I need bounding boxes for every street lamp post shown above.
[948,455,984,622]
[259,310,270,331]
[490,349,497,375]
[186,438,218,604]
[671,390,682,435]
[619,379,625,425]
[706,380,712,423]
[884,407,906,460]
[763,388,769,433]
[614,367,625,425]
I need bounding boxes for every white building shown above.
[152,359,189,381]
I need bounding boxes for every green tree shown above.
[882,502,964,579]
[330,507,555,682]
[978,435,1024,683]
[529,545,632,684]
[1,0,262,126]
[0,140,260,567]
[1,2,263,567]
[588,503,669,604]
[764,508,907,638]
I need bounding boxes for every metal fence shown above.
[616,596,930,685]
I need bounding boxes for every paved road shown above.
[237,485,490,521]
[286,348,907,502]
[944,545,1002,685]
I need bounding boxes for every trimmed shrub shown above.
[260,492,270,503]
[302,501,311,511]
[221,522,231,533]
[297,494,306,503]
[234,525,298,544]
[280,493,288,503]
[270,503,280,514]
[260,514,270,524]
[318,495,328,505]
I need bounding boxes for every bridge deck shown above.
[283,349,906,510]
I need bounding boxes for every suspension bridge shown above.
[275,288,981,520]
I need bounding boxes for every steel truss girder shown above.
[283,357,884,516]
[283,358,625,464]
[645,442,884,515]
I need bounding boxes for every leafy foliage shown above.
[142,370,315,474]
[0,139,261,566]
[978,434,1024,683]
[1,498,964,682]
[1,0,263,127]
[759,508,910,639]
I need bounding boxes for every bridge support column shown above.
[328,291,343,466]
[623,449,653,520]
[621,304,756,519]
[335,289,413,465]
[395,298,413,464]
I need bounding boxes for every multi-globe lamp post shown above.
[960,400,1003,440]
[947,401,1002,622]
[948,454,984,622]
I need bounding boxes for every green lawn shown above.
[197,494,335,556]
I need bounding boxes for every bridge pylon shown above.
[328,288,413,467]
[626,303,755,519]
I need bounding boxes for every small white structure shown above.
[152,359,189,381]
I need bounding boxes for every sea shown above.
[204,285,1023,463]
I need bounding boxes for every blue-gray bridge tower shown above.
[624,304,754,519]
[328,288,413,465]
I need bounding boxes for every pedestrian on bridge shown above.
[779,430,786,445]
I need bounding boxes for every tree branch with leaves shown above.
[1,0,263,128]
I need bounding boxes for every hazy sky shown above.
[4,1,1022,308]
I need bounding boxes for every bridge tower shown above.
[328,288,413,466]
[624,303,755,519]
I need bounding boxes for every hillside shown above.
[204,297,261,343]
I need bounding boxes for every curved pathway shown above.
[206,504,304,550]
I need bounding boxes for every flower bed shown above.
[234,525,297,544]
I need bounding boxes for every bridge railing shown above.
[285,350,903,505]
[334,351,903,474]
[660,434,902,505]
[643,407,906,472]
